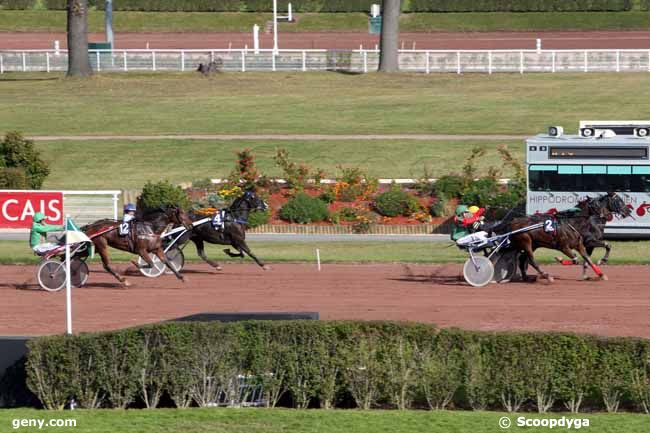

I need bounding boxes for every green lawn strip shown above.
[1,72,647,136]
[36,139,521,190]
[0,408,648,433]
[4,11,650,32]
[3,240,649,265]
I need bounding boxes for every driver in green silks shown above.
[30,212,63,255]
[451,204,486,241]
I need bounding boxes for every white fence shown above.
[62,190,121,226]
[3,48,650,74]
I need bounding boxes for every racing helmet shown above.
[455,205,469,217]
[33,212,46,223]
[123,203,136,213]
[468,205,480,214]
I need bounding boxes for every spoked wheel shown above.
[37,260,66,292]
[463,256,494,287]
[164,248,185,275]
[491,250,518,283]
[137,254,166,278]
[70,258,89,287]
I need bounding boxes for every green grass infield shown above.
[1,240,649,265]
[0,408,648,433]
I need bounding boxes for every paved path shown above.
[27,134,524,142]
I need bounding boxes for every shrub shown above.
[0,132,50,189]
[461,178,501,208]
[409,0,632,12]
[374,189,420,217]
[246,209,270,228]
[0,0,37,9]
[434,175,465,199]
[279,192,328,224]
[137,180,191,212]
[318,188,336,204]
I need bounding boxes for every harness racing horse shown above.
[181,190,269,271]
[552,192,632,279]
[493,192,629,282]
[83,206,193,286]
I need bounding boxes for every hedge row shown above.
[0,0,635,11]
[411,0,633,12]
[24,321,650,413]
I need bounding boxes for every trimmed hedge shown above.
[410,0,633,12]
[23,321,650,412]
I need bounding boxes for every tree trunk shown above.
[67,0,92,77]
[378,0,400,72]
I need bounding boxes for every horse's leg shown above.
[223,248,244,258]
[576,243,607,281]
[232,240,269,270]
[597,241,612,265]
[518,252,529,282]
[152,247,186,282]
[520,236,553,283]
[193,238,222,271]
[581,246,594,280]
[95,239,129,287]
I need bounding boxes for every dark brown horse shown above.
[493,192,630,282]
[83,206,193,287]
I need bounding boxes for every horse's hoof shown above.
[215,265,223,271]
[600,274,609,281]
[122,280,131,288]
[262,265,271,271]
[581,275,590,281]
[546,275,555,283]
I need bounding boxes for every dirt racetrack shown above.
[1,263,648,338]
[5,30,650,50]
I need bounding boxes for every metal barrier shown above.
[2,49,650,74]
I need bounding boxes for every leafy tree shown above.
[137,180,191,212]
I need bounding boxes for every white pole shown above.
[46,52,50,73]
[54,40,60,56]
[536,38,541,54]
[288,3,293,21]
[273,0,279,54]
[65,214,72,335]
[253,24,260,54]
[113,193,119,220]
[316,248,321,271]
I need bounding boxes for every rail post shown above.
[123,51,127,71]
[584,51,588,72]
[96,51,100,71]
[272,51,276,71]
[425,50,430,74]
[488,50,492,74]
[46,52,50,72]
[363,50,368,73]
[552,50,556,73]
[22,52,26,72]
[456,51,461,74]
[519,50,523,74]
[241,49,246,72]
[302,50,306,72]
[616,50,620,72]
[181,50,185,72]
[0,54,3,74]
[113,193,120,220]
[152,50,156,71]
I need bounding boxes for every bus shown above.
[526,123,650,237]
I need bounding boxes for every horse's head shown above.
[164,205,194,230]
[602,192,632,218]
[233,189,268,212]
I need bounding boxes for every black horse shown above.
[182,190,270,270]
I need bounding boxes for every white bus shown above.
[526,123,650,237]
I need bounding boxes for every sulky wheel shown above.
[37,260,66,292]
[137,254,167,278]
[463,256,494,287]
[70,258,89,287]
[491,250,518,283]
[164,248,185,274]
